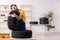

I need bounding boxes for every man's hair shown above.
[10,4,17,9]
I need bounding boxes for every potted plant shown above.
[44,11,55,31]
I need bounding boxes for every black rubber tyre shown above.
[8,16,17,30]
[30,21,38,24]
[12,30,32,38]
[39,17,49,24]
[8,16,20,30]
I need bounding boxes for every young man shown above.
[8,4,26,31]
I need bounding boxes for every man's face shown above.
[11,5,17,10]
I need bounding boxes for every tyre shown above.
[30,21,38,24]
[12,30,32,38]
[39,17,49,24]
[7,16,17,30]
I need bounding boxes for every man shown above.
[8,4,26,31]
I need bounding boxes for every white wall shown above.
[0,0,60,32]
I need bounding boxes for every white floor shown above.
[32,32,60,40]
[0,32,60,40]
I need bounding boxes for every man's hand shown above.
[11,13,17,17]
[10,13,22,21]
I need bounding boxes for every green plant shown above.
[44,11,54,31]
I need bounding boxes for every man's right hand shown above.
[11,14,17,17]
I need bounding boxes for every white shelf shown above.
[21,5,32,7]
[0,5,10,10]
[0,5,10,29]
[0,10,10,12]
[25,10,32,12]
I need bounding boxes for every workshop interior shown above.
[0,0,60,40]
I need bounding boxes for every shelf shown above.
[0,4,9,6]
[22,9,32,11]
[24,10,32,12]
[0,10,10,12]
[21,5,32,7]
[26,21,30,24]
[0,5,12,34]
[0,20,7,22]
[26,15,31,17]
[0,26,8,28]
[26,20,32,22]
